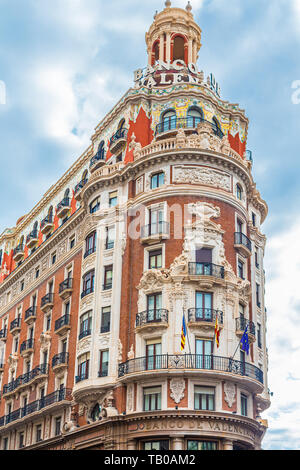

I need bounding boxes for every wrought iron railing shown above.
[41,292,54,308]
[59,278,73,293]
[57,197,70,213]
[188,262,225,279]
[52,352,69,368]
[118,354,263,383]
[90,149,105,168]
[74,179,88,194]
[188,308,223,324]
[55,314,70,332]
[0,328,7,339]
[155,117,224,139]
[13,244,24,257]
[141,221,169,238]
[3,364,49,396]
[234,232,252,252]
[136,309,169,327]
[26,230,38,245]
[10,317,21,332]
[236,317,256,337]
[110,127,128,146]
[81,287,94,298]
[20,338,34,354]
[84,247,96,259]
[0,388,72,428]
[41,215,53,230]
[78,329,91,341]
[25,306,37,321]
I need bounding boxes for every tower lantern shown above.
[146,1,202,66]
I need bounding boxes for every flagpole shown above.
[231,321,249,360]
[183,308,192,354]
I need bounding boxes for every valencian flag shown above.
[240,324,250,355]
[181,314,187,351]
[214,315,220,348]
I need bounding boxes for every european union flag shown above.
[240,325,250,355]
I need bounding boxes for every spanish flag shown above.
[215,315,220,348]
[181,314,187,351]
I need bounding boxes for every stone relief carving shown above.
[39,332,51,352]
[224,382,236,408]
[136,176,144,195]
[127,384,134,412]
[170,378,186,404]
[128,345,135,360]
[118,339,123,363]
[77,337,91,354]
[173,165,231,192]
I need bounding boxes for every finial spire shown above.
[154,10,158,19]
[165,0,171,8]
[186,1,192,12]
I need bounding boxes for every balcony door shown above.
[195,292,213,321]
[146,341,162,371]
[195,248,212,275]
[149,208,164,235]
[195,339,213,369]
[147,293,162,322]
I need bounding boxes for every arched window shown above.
[64,188,70,200]
[187,107,204,128]
[152,41,160,65]
[173,36,185,62]
[212,117,223,138]
[161,109,176,132]
[97,141,105,159]
[236,184,243,200]
[117,119,125,131]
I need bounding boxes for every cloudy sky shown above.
[0,0,300,450]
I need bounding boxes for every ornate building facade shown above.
[0,1,270,451]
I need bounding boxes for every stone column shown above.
[166,33,171,62]
[159,34,164,61]
[223,439,234,450]
[188,39,193,64]
[128,439,137,450]
[171,435,185,450]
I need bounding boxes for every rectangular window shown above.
[64,301,70,316]
[106,227,115,250]
[257,323,262,349]
[149,208,164,235]
[55,417,61,436]
[143,386,161,411]
[36,424,42,443]
[143,441,169,450]
[238,259,245,279]
[195,339,213,369]
[252,212,256,227]
[70,236,75,250]
[19,433,24,449]
[103,265,113,290]
[147,293,162,322]
[241,394,248,416]
[256,283,261,307]
[51,252,56,265]
[194,386,215,411]
[255,247,260,268]
[35,268,40,279]
[99,350,109,377]
[85,231,97,257]
[151,172,164,189]
[82,270,95,297]
[146,340,162,370]
[101,307,111,333]
[187,441,217,451]
[20,280,24,291]
[90,197,100,214]
[79,311,92,339]
[2,437,8,450]
[195,292,213,321]
[45,314,51,332]
[109,191,118,208]
[77,353,90,382]
[149,249,162,269]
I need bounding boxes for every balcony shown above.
[90,148,105,172]
[188,262,225,280]
[118,354,263,384]
[13,244,24,263]
[109,128,128,154]
[136,309,169,331]
[2,363,49,397]
[187,308,224,330]
[26,230,38,250]
[54,314,71,336]
[10,317,21,335]
[40,215,54,236]
[140,221,169,244]
[20,338,34,358]
[75,373,89,384]
[155,117,224,139]
[40,293,54,313]
[52,352,69,373]
[74,179,88,201]
[236,317,256,344]
[24,306,37,324]
[78,329,91,341]
[234,232,252,258]
[83,247,96,259]
[0,388,72,428]
[59,278,73,300]
[81,287,94,299]
[56,197,71,219]
[0,328,7,341]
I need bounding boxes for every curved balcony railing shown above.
[234,232,252,252]
[155,117,224,139]
[141,221,169,239]
[26,230,38,245]
[55,314,70,332]
[41,215,53,230]
[236,317,256,337]
[52,352,69,369]
[25,306,37,321]
[3,363,49,396]
[84,247,96,259]
[74,179,88,195]
[10,317,21,332]
[110,128,128,146]
[41,293,54,308]
[75,372,89,383]
[0,388,72,428]
[57,197,70,213]
[118,354,263,384]
[90,149,105,168]
[78,329,91,341]
[81,287,94,299]
[20,338,34,354]
[136,309,169,327]
[0,328,7,339]
[188,262,225,279]
[13,244,24,258]
[188,308,223,324]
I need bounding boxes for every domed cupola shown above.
[146,1,202,66]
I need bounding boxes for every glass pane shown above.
[187,441,198,451]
